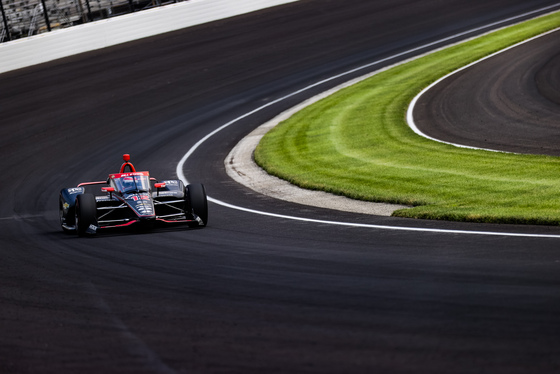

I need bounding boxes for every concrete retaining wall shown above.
[0,0,298,74]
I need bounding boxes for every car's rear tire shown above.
[75,193,97,236]
[187,183,208,226]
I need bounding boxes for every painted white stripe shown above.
[206,197,560,238]
[177,5,560,238]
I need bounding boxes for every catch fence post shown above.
[40,0,51,31]
[0,0,10,41]
[84,0,92,21]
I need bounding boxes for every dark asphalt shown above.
[2,1,560,373]
[414,28,560,155]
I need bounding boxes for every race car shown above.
[59,154,208,236]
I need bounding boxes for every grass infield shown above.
[254,12,560,225]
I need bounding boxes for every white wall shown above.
[0,0,298,74]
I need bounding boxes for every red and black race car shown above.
[59,154,208,236]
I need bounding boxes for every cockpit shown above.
[109,172,151,194]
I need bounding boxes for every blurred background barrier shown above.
[0,0,298,73]
[0,0,184,42]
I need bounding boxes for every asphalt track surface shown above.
[414,28,560,155]
[2,1,560,373]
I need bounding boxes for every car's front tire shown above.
[187,183,208,226]
[75,193,98,236]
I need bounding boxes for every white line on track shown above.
[177,4,560,239]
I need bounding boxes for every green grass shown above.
[254,12,560,225]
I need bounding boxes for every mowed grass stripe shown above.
[254,12,560,225]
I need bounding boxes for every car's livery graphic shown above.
[59,154,208,236]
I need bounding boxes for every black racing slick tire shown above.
[75,193,98,236]
[187,183,208,226]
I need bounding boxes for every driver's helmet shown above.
[122,176,135,191]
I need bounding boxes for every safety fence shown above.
[0,0,184,42]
